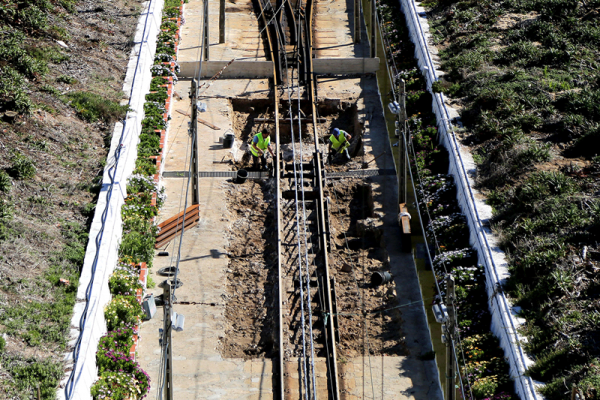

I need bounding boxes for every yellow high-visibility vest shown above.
[329,131,350,153]
[250,132,271,157]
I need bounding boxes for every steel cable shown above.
[277,14,311,398]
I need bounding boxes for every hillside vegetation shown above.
[0,0,139,398]
[424,0,600,398]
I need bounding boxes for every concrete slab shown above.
[137,0,442,398]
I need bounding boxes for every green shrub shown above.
[134,157,158,176]
[91,371,148,400]
[97,328,135,355]
[0,30,48,78]
[29,45,69,64]
[0,66,32,113]
[57,74,77,84]
[7,357,62,399]
[109,269,142,296]
[432,79,461,96]
[471,375,499,398]
[0,170,11,192]
[0,335,5,353]
[137,132,162,157]
[119,216,157,266]
[8,152,36,180]
[104,295,144,331]
[67,91,129,123]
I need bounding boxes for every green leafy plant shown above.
[119,216,158,266]
[0,66,32,113]
[91,371,148,400]
[104,295,144,331]
[6,357,63,399]
[8,152,36,179]
[0,170,11,192]
[67,91,129,123]
[109,269,143,296]
[134,157,158,176]
[57,74,77,84]
[472,375,500,398]
[97,328,135,356]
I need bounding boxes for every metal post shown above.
[398,79,406,205]
[219,0,225,43]
[445,276,456,400]
[190,80,200,205]
[354,0,360,43]
[370,0,376,58]
[203,0,210,61]
[163,283,174,400]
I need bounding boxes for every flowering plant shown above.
[104,295,144,331]
[471,375,499,399]
[98,327,135,355]
[91,371,144,400]
[109,269,143,296]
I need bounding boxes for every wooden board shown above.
[197,117,221,130]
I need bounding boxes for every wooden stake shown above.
[219,0,225,43]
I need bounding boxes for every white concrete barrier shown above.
[398,1,541,399]
[58,0,165,398]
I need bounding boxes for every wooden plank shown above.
[176,109,191,117]
[156,209,200,239]
[399,203,412,253]
[154,218,200,244]
[155,220,200,249]
[178,61,274,79]
[197,117,221,130]
[156,215,200,244]
[157,205,199,229]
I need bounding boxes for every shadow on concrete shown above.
[181,249,226,261]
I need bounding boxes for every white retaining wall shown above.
[58,0,165,398]
[398,1,541,399]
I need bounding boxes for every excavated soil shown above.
[220,179,278,359]
[220,174,405,360]
[326,180,406,358]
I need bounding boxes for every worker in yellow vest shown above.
[328,128,352,163]
[250,129,274,170]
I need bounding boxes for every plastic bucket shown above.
[236,169,248,184]
[371,271,392,286]
[222,132,235,148]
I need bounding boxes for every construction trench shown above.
[136,0,442,397]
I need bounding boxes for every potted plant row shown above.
[90,0,183,398]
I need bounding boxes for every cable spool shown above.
[158,266,179,276]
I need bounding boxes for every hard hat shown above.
[332,128,340,136]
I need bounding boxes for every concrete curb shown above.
[58,0,165,398]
